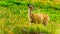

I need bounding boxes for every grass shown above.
[0,0,60,34]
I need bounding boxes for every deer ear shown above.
[27,4,30,7]
[27,3,34,7]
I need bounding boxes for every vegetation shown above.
[0,0,60,34]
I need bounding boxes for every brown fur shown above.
[28,5,49,25]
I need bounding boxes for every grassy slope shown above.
[0,0,60,34]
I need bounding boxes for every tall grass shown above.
[0,0,60,34]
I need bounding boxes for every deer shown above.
[28,4,49,25]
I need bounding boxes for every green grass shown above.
[0,0,60,34]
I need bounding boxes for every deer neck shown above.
[28,8,32,16]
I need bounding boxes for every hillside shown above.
[0,0,60,34]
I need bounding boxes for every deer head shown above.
[28,4,34,11]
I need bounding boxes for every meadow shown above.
[0,0,60,34]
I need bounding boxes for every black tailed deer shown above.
[28,4,49,25]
